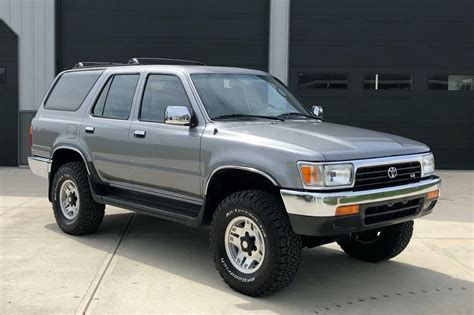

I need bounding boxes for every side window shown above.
[45,70,103,111]
[140,75,191,123]
[93,74,139,119]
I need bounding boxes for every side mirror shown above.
[312,105,323,119]
[164,106,194,126]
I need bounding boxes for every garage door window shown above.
[0,67,6,85]
[298,73,348,89]
[428,75,473,91]
[364,74,413,90]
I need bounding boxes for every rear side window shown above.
[92,74,140,120]
[44,70,103,111]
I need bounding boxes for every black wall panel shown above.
[0,20,18,166]
[290,0,474,169]
[57,0,269,71]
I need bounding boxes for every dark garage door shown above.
[0,20,18,166]
[57,0,269,71]
[289,0,474,169]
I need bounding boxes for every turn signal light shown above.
[426,190,439,200]
[335,205,360,216]
[300,165,318,185]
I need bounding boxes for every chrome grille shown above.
[354,161,421,191]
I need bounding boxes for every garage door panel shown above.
[62,0,266,15]
[61,40,266,70]
[59,0,269,71]
[290,0,474,168]
[291,0,473,18]
[62,12,266,41]
[291,44,474,69]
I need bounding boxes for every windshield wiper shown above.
[212,114,284,122]
[278,112,323,121]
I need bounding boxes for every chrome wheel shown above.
[59,179,80,220]
[224,215,265,274]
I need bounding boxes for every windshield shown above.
[191,74,310,120]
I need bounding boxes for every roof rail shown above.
[128,57,205,66]
[74,61,126,68]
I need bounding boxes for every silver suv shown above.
[29,58,441,296]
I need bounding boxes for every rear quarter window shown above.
[44,70,103,111]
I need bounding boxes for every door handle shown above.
[134,130,146,138]
[85,126,95,133]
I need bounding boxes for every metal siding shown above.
[268,0,290,83]
[0,0,55,111]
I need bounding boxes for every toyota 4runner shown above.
[28,58,441,297]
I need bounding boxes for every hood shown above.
[217,120,430,161]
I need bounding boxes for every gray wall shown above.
[0,0,56,111]
[0,0,55,164]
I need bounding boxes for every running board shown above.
[99,186,202,226]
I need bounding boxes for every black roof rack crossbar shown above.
[128,57,205,66]
[74,61,126,68]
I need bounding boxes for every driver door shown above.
[128,73,203,202]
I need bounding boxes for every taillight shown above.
[29,125,33,149]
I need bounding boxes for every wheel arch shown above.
[201,166,281,225]
[48,147,91,202]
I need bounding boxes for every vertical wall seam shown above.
[268,0,290,84]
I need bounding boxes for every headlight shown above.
[422,153,435,176]
[298,162,353,188]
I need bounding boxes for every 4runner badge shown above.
[387,166,398,179]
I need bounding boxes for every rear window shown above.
[44,70,103,111]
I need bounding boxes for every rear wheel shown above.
[338,221,414,262]
[210,190,302,297]
[51,162,105,235]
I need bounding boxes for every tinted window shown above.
[298,73,348,89]
[45,70,103,110]
[93,74,139,119]
[0,67,6,85]
[140,75,191,122]
[364,74,413,90]
[428,75,473,91]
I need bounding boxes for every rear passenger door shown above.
[128,73,203,202]
[81,73,140,185]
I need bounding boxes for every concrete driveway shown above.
[1,168,473,314]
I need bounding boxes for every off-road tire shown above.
[52,162,105,235]
[338,220,414,262]
[210,190,302,297]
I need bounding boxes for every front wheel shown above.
[210,190,302,297]
[337,221,414,262]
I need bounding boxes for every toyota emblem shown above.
[387,166,398,179]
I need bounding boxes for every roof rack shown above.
[128,57,205,66]
[74,61,126,68]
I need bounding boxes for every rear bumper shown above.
[281,176,441,236]
[27,156,51,179]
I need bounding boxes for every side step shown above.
[99,186,202,226]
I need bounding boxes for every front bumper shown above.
[28,156,51,179]
[281,176,441,236]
